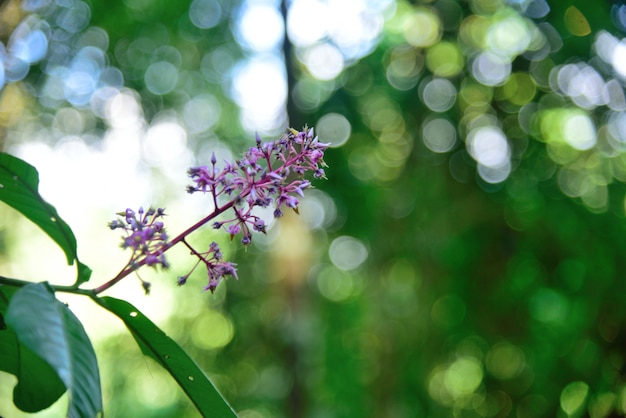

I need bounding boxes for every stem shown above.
[2,135,317,298]
[182,238,210,265]
[91,265,137,295]
[167,199,237,248]
[91,199,238,295]
[91,137,312,295]
[0,275,95,296]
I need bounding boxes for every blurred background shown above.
[1,0,626,416]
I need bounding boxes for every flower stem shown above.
[0,275,96,296]
[181,237,210,265]
[91,199,238,294]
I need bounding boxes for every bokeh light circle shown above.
[446,357,483,396]
[486,342,525,380]
[144,61,178,95]
[486,12,531,57]
[329,236,368,271]
[403,8,442,47]
[182,94,221,134]
[423,117,457,153]
[467,126,510,168]
[540,109,597,151]
[477,161,511,184]
[189,0,223,29]
[305,43,344,80]
[421,78,457,112]
[563,114,597,150]
[287,0,327,47]
[317,112,351,148]
[56,1,91,33]
[472,52,511,86]
[191,310,234,350]
[299,190,337,230]
[236,4,284,51]
[317,266,358,302]
[425,41,463,77]
[500,72,536,105]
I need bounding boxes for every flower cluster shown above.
[108,127,328,294]
[177,241,237,293]
[187,127,329,247]
[108,207,169,270]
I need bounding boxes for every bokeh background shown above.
[1,0,626,416]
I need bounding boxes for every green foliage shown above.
[5,283,101,417]
[95,296,238,418]
[0,286,66,412]
[0,149,235,416]
[0,153,91,284]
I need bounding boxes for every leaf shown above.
[5,283,102,418]
[77,261,93,286]
[95,296,238,418]
[0,285,67,412]
[0,328,68,411]
[0,153,91,284]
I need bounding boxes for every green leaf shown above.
[0,284,16,321]
[0,285,67,412]
[0,153,91,284]
[0,327,67,411]
[95,296,238,418]
[5,283,102,418]
[77,261,93,286]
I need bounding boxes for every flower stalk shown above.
[96,127,328,294]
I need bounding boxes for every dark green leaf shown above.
[0,284,19,321]
[5,283,102,418]
[77,262,93,286]
[0,153,91,284]
[0,285,67,412]
[0,327,67,411]
[95,296,237,418]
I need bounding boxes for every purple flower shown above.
[241,234,251,246]
[145,254,160,266]
[253,218,266,233]
[113,127,329,294]
[195,242,239,293]
[227,223,241,237]
[204,276,220,293]
[110,206,169,270]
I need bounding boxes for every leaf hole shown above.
[129,311,138,317]
[164,354,170,359]
[50,216,57,222]
[0,184,4,189]
[188,375,194,381]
